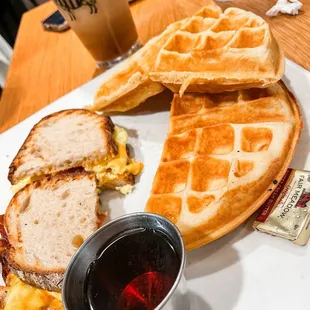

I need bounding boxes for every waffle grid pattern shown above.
[149,122,292,221]
[161,7,266,59]
[151,4,284,94]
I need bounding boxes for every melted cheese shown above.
[4,274,63,310]
[11,127,143,194]
[11,176,41,194]
[86,126,143,192]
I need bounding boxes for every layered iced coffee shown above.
[54,0,140,67]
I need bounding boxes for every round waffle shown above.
[145,81,302,250]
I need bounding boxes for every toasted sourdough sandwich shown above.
[0,169,101,310]
[8,109,143,194]
[2,169,102,293]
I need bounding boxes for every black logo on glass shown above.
[54,0,97,21]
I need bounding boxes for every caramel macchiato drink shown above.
[54,0,140,68]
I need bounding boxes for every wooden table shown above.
[1,0,309,133]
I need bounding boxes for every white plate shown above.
[0,59,310,310]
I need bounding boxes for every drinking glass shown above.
[53,0,140,68]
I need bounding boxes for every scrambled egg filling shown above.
[116,184,133,195]
[12,127,143,195]
[87,126,143,194]
[4,274,63,310]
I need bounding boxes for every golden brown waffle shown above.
[90,2,284,112]
[145,81,302,250]
[89,19,187,112]
[150,5,284,95]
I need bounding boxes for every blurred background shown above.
[1,0,48,95]
[1,0,47,47]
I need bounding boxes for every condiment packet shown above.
[266,0,302,17]
[253,169,310,245]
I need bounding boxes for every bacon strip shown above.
[0,215,10,281]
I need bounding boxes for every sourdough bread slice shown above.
[4,169,101,292]
[8,109,118,185]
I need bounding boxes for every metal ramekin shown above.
[62,212,189,310]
